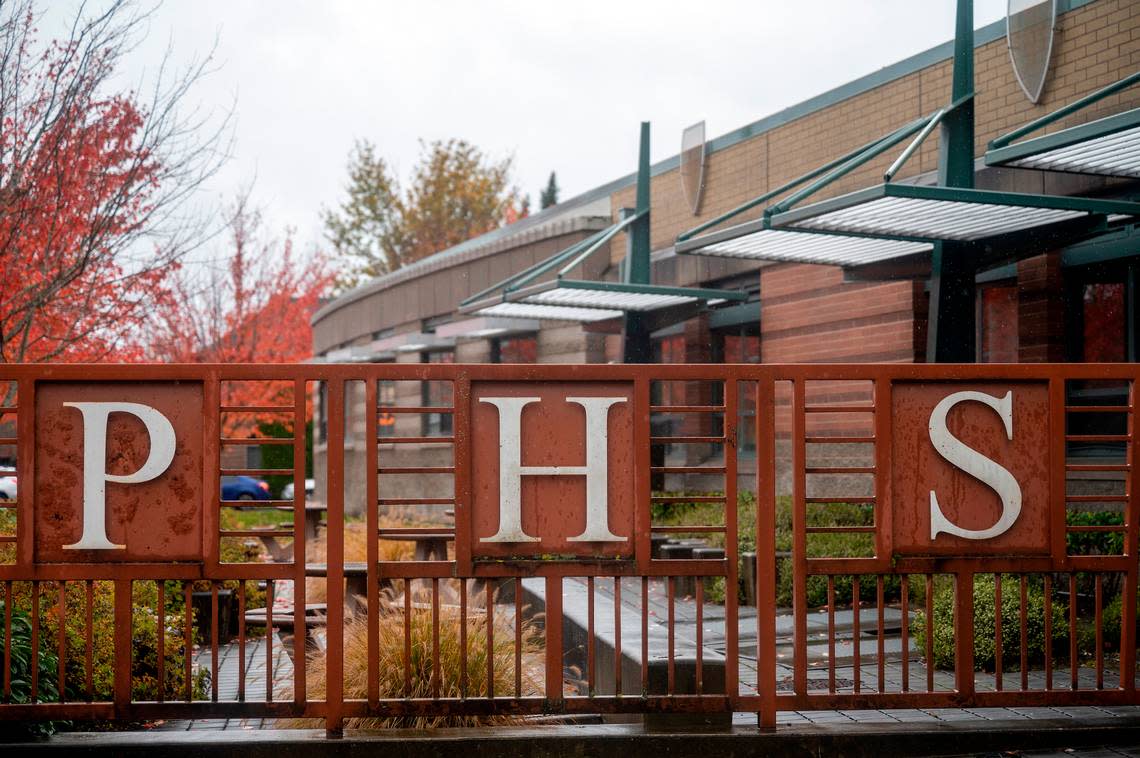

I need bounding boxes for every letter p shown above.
[63,402,177,550]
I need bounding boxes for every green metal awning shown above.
[986,72,1140,178]
[677,90,1140,270]
[767,183,1140,242]
[459,211,745,323]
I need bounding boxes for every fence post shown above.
[113,580,132,715]
[324,378,345,737]
[954,572,975,700]
[756,376,778,729]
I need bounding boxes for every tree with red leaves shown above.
[0,0,229,365]
[149,195,334,429]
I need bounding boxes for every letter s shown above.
[928,390,1022,541]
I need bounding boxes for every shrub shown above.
[1066,509,1124,556]
[0,601,62,737]
[912,575,1068,671]
[287,586,540,728]
[5,581,208,706]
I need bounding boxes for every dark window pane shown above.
[496,336,536,364]
[1082,283,1126,363]
[422,351,454,435]
[978,284,1019,363]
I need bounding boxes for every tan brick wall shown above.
[605,0,1139,367]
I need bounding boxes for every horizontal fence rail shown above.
[0,363,1137,733]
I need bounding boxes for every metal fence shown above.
[0,363,1136,733]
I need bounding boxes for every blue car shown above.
[221,475,271,501]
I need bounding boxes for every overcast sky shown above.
[52,1,1009,257]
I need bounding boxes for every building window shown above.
[377,380,396,438]
[422,351,454,436]
[716,328,760,457]
[491,335,537,364]
[977,283,1019,363]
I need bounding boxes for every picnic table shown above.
[305,562,371,609]
[274,501,327,541]
[378,532,452,561]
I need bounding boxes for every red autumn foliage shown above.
[0,1,227,364]
[149,197,334,431]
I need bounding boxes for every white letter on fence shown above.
[481,396,627,543]
[928,390,1022,541]
[63,402,177,550]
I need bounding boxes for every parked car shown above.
[0,470,14,500]
[221,475,270,501]
[281,478,316,501]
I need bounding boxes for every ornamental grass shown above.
[285,586,542,729]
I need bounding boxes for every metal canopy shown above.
[675,216,931,266]
[472,302,622,323]
[768,183,1140,242]
[986,71,1140,178]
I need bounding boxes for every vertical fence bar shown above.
[513,577,521,699]
[901,578,909,692]
[925,575,934,692]
[30,581,38,702]
[1124,379,1139,691]
[157,582,165,703]
[294,378,309,705]
[1045,575,1054,690]
[791,380,808,699]
[404,582,412,697]
[695,580,704,695]
[266,579,275,703]
[852,576,860,694]
[3,581,10,701]
[211,582,219,702]
[544,575,562,703]
[184,582,192,702]
[486,581,494,699]
[1069,573,1078,691]
[1020,575,1029,691]
[86,580,94,702]
[723,379,739,701]
[827,576,836,693]
[460,578,469,699]
[56,581,65,703]
[667,576,676,695]
[325,378,346,735]
[365,377,379,708]
[755,377,777,728]
[994,574,1003,692]
[954,572,975,699]
[1095,574,1104,691]
[434,577,442,700]
[238,582,246,702]
[587,576,595,696]
[613,577,623,697]
[877,576,885,693]
[113,580,131,712]
[641,577,649,696]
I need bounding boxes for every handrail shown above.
[555,210,644,278]
[988,70,1140,149]
[767,114,933,215]
[883,93,975,182]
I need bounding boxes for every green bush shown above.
[913,574,1068,671]
[1066,509,1124,556]
[0,601,62,737]
[6,581,208,705]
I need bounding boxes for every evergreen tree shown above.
[539,171,560,209]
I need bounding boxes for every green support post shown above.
[927,0,977,363]
[623,122,653,363]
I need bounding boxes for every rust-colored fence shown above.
[0,363,1137,733]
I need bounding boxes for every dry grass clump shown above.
[285,587,542,729]
[305,519,417,602]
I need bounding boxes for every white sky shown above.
[49,1,1009,257]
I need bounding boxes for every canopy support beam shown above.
[927,0,976,363]
[623,122,653,363]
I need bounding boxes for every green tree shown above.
[539,171,560,209]
[324,138,520,288]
